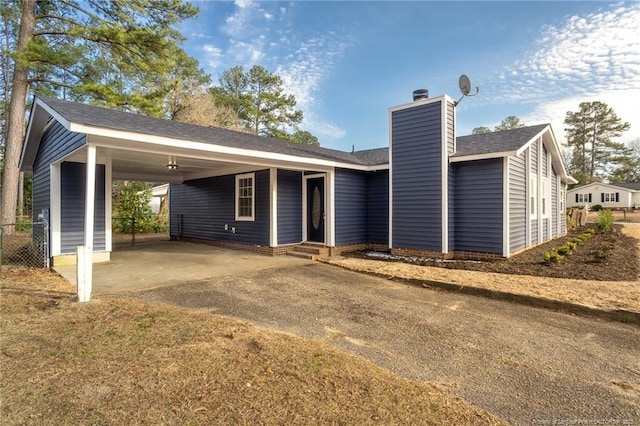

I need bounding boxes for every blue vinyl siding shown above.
[391,101,442,251]
[551,166,558,237]
[169,169,270,246]
[60,162,106,253]
[335,168,368,245]
[530,142,539,244]
[509,153,527,253]
[453,159,503,254]
[367,170,389,244]
[277,169,302,245]
[32,121,86,224]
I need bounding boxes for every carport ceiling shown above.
[64,146,260,183]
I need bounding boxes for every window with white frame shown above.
[577,193,590,203]
[541,177,548,217]
[235,173,255,221]
[530,173,537,218]
[602,192,617,203]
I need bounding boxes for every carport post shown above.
[77,145,96,303]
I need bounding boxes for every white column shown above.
[269,167,278,247]
[105,156,112,252]
[78,145,96,303]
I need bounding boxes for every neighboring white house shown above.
[150,183,169,214]
[567,182,640,209]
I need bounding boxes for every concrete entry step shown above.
[287,244,329,260]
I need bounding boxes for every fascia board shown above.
[73,123,375,171]
[449,150,517,162]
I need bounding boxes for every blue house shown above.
[20,92,575,267]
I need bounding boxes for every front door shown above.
[306,177,325,243]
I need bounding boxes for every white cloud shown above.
[264,13,273,20]
[303,113,347,142]
[275,35,353,143]
[202,44,223,69]
[489,3,640,146]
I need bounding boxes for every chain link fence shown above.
[0,222,49,276]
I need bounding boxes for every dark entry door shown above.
[306,177,325,243]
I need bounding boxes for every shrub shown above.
[583,228,595,236]
[543,250,563,264]
[596,210,614,233]
[591,204,603,211]
[557,244,572,256]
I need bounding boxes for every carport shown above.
[54,239,313,295]
[20,96,362,301]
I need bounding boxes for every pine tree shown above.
[494,116,525,131]
[564,101,631,183]
[210,65,316,143]
[0,0,198,234]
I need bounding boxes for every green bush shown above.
[557,244,572,256]
[583,228,595,236]
[591,204,603,211]
[543,250,563,264]
[596,210,614,233]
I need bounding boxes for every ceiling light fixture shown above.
[166,155,179,170]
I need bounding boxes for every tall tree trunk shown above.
[0,0,35,235]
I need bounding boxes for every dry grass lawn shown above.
[0,268,506,425]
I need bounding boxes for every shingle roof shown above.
[38,96,379,166]
[614,182,640,191]
[351,147,389,165]
[452,124,549,157]
[35,97,554,168]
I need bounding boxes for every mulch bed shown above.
[346,225,639,281]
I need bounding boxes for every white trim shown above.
[105,156,112,252]
[441,99,449,254]
[80,144,97,302]
[73,122,377,172]
[449,150,518,163]
[530,172,538,220]
[525,147,531,247]
[388,109,394,249]
[50,162,61,256]
[235,172,255,221]
[269,168,278,247]
[515,127,549,156]
[546,153,552,239]
[302,173,328,244]
[327,170,335,247]
[388,94,456,113]
[541,176,549,219]
[537,137,543,242]
[503,157,510,257]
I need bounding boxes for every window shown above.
[576,193,591,204]
[541,177,548,217]
[602,192,618,203]
[530,173,537,218]
[235,173,255,221]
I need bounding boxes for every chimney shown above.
[412,89,428,101]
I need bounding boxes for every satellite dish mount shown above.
[455,74,479,106]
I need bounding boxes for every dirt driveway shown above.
[113,262,640,425]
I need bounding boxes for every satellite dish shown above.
[459,74,471,96]
[455,74,479,106]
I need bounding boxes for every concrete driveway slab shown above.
[54,241,313,294]
[112,262,640,426]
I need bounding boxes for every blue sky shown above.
[180,1,640,152]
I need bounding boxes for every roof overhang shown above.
[567,182,638,193]
[450,125,577,185]
[20,98,389,182]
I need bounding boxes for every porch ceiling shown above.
[63,146,262,183]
